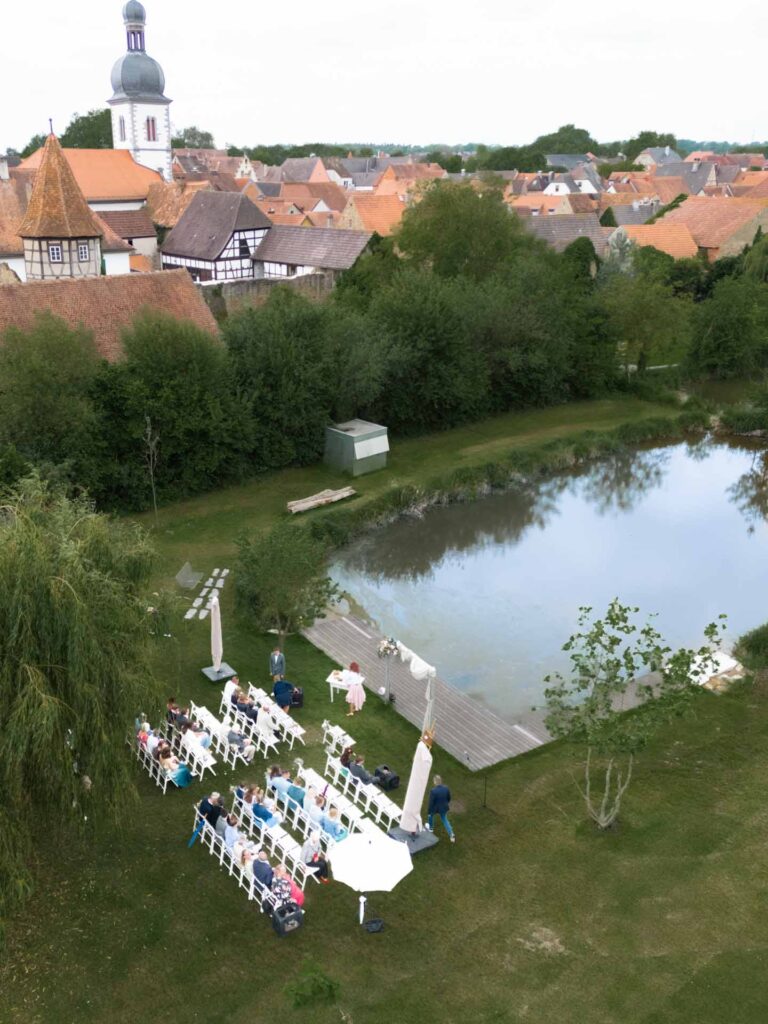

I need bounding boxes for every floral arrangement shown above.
[377,637,399,658]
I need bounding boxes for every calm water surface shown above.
[331,440,768,719]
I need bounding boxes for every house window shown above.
[119,116,126,142]
[78,243,90,262]
[48,243,62,263]
[239,238,250,257]
[146,117,157,142]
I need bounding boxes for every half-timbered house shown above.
[160,192,272,282]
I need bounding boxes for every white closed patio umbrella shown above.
[327,832,413,924]
[210,594,223,673]
[400,737,433,833]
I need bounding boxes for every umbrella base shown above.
[201,662,237,682]
[388,826,440,855]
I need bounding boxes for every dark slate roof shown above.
[613,203,658,226]
[655,161,714,194]
[524,213,609,255]
[350,172,381,188]
[253,225,372,270]
[715,164,742,184]
[643,147,682,164]
[161,192,272,260]
[253,180,282,197]
[546,154,590,170]
[99,208,157,239]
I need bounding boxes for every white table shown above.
[326,669,365,703]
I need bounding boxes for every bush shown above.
[735,622,768,671]
[720,406,767,433]
[284,962,340,1009]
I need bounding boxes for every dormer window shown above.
[146,117,157,142]
[78,243,90,262]
[48,243,62,263]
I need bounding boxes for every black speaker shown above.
[290,686,304,708]
[272,902,304,936]
[374,765,400,791]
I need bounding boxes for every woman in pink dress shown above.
[345,661,366,717]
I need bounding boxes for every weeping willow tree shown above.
[0,475,162,937]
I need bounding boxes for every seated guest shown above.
[256,702,277,740]
[137,721,151,747]
[235,692,259,722]
[340,746,355,768]
[271,864,294,904]
[215,810,229,839]
[158,746,192,787]
[227,726,256,763]
[175,706,192,729]
[180,724,215,767]
[268,769,292,799]
[187,720,212,749]
[165,697,179,725]
[199,792,224,828]
[252,850,274,889]
[146,730,162,758]
[222,677,238,705]
[322,806,348,842]
[286,780,306,810]
[272,679,294,712]
[251,789,281,828]
[308,795,326,826]
[223,814,241,852]
[302,786,318,813]
[300,831,329,882]
[348,755,374,786]
[288,872,305,909]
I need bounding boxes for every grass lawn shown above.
[4,395,767,1024]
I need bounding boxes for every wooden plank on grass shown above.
[287,487,356,514]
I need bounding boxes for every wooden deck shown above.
[303,614,551,771]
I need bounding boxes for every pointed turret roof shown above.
[18,134,102,239]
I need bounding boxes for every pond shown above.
[331,439,768,720]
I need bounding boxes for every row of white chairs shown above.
[159,720,218,782]
[191,702,277,768]
[128,734,176,795]
[294,764,383,837]
[324,754,402,831]
[231,793,317,890]
[268,785,354,855]
[194,808,281,916]
[216,695,281,761]
[247,685,306,749]
[321,720,355,757]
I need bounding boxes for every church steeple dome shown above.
[123,2,146,52]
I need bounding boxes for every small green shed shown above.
[324,419,389,477]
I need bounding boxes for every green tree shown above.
[532,124,598,155]
[0,313,100,468]
[60,109,112,149]
[93,313,252,508]
[601,272,691,372]
[599,206,618,228]
[0,475,160,929]
[236,522,337,646]
[624,130,679,162]
[687,276,768,378]
[544,600,723,829]
[396,180,534,281]
[171,126,216,149]
[224,289,333,468]
[20,132,46,158]
[743,233,768,283]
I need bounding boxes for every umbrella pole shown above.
[359,894,367,926]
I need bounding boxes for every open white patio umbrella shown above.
[210,594,223,673]
[327,833,413,923]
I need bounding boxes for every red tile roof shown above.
[662,196,768,249]
[18,134,103,239]
[19,147,163,202]
[0,269,217,361]
[621,223,699,259]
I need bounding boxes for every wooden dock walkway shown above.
[303,614,551,771]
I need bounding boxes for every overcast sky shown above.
[4,0,767,152]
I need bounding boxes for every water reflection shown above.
[332,440,768,719]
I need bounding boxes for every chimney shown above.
[0,157,8,181]
[692,159,701,172]
[665,145,670,156]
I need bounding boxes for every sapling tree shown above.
[544,599,723,830]
[235,522,338,646]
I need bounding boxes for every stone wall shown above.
[197,271,337,320]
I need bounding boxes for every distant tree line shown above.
[2,180,767,511]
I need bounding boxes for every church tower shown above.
[108,2,172,181]
[18,134,103,280]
